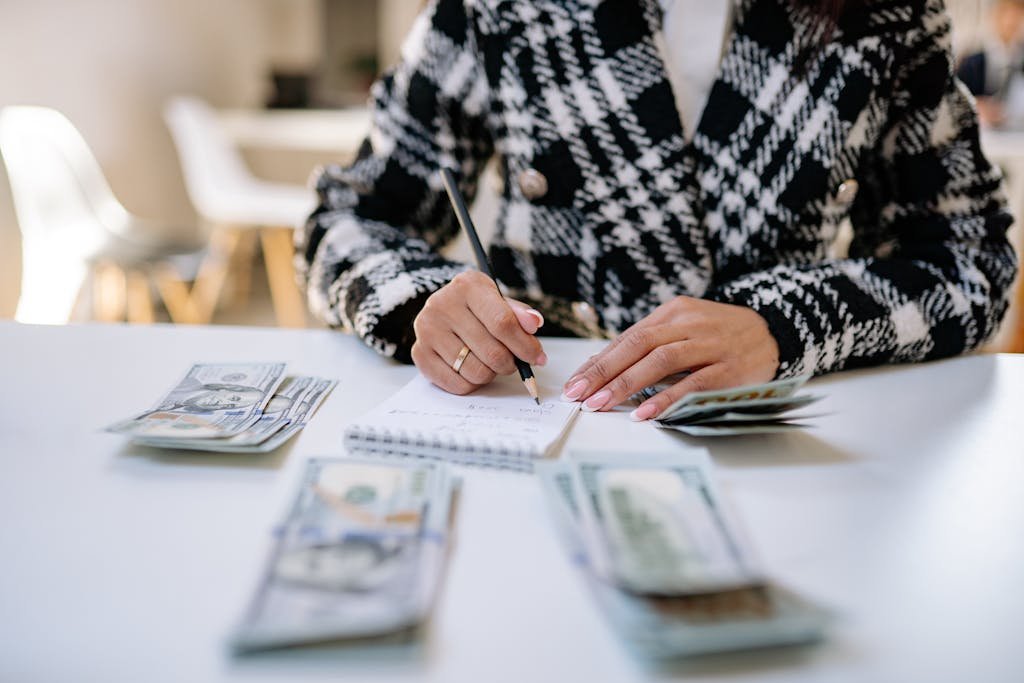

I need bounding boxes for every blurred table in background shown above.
[220,108,371,155]
[219,107,371,185]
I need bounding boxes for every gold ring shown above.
[452,345,471,374]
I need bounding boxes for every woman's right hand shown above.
[411,271,547,395]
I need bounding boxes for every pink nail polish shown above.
[526,309,544,328]
[562,379,588,401]
[536,351,548,367]
[630,403,658,422]
[582,389,611,412]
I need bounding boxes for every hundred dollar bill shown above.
[230,458,457,652]
[135,377,336,452]
[571,452,763,596]
[536,457,829,658]
[105,363,285,439]
[652,376,811,422]
[635,376,822,435]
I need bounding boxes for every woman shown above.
[298,0,1016,420]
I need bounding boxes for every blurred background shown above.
[0,0,1021,349]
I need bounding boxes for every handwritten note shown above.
[344,374,581,468]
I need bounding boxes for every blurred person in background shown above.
[957,0,1024,127]
[298,0,1017,420]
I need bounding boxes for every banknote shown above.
[105,363,285,439]
[135,377,336,452]
[653,376,811,421]
[570,452,763,596]
[230,458,457,652]
[536,456,829,658]
[637,376,822,436]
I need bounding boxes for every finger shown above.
[439,331,496,386]
[411,342,478,396]
[506,298,545,334]
[448,304,521,375]
[563,314,664,392]
[580,340,713,413]
[564,299,705,389]
[564,328,632,388]
[563,323,674,403]
[629,365,729,421]
[465,288,546,366]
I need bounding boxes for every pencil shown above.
[439,168,540,404]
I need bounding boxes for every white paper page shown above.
[345,373,581,461]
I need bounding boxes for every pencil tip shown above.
[524,376,540,404]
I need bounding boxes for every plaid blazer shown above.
[297,0,1017,378]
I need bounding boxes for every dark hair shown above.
[796,0,850,22]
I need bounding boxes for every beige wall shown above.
[0,0,279,318]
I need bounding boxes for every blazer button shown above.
[518,168,548,200]
[836,179,859,206]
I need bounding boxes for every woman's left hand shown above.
[561,297,781,420]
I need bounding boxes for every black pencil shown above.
[439,168,540,404]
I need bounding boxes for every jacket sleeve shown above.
[708,3,1018,377]
[296,0,493,362]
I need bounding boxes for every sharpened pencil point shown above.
[523,376,540,405]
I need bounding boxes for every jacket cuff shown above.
[705,283,812,379]
[342,260,470,364]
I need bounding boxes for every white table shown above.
[219,108,371,156]
[1,321,1021,682]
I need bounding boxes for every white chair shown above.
[164,96,315,328]
[0,106,203,325]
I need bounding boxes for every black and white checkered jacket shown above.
[297,0,1017,378]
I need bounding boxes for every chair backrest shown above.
[0,106,131,323]
[163,96,256,218]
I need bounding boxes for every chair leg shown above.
[153,263,200,324]
[229,229,259,310]
[260,227,307,328]
[189,226,243,324]
[126,270,155,324]
[93,262,126,322]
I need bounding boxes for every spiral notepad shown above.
[343,374,581,471]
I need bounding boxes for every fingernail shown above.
[561,379,588,402]
[582,389,611,412]
[536,351,548,367]
[526,309,544,328]
[630,403,659,422]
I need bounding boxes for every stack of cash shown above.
[537,451,829,658]
[641,376,822,436]
[104,363,336,453]
[230,458,459,651]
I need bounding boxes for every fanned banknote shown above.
[105,363,286,438]
[230,458,458,651]
[105,363,335,452]
[537,452,829,658]
[639,376,823,436]
[134,377,336,452]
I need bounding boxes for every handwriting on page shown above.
[386,401,560,439]
[345,374,582,465]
